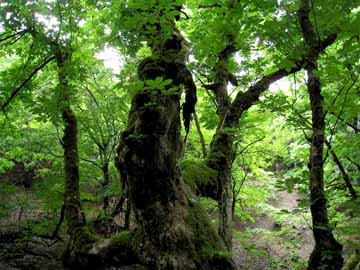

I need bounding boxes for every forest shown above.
[0,0,359,269]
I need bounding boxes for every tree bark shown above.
[102,162,110,210]
[56,48,97,269]
[298,1,343,269]
[116,25,233,269]
[56,48,85,235]
[194,110,207,158]
[204,37,237,249]
[306,61,343,270]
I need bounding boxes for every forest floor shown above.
[232,190,314,270]
[0,190,314,270]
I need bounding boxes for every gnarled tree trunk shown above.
[116,27,234,269]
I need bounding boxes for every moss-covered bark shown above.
[207,130,234,249]
[56,48,85,236]
[55,47,98,268]
[181,158,218,199]
[115,22,234,268]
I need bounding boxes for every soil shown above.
[232,190,315,270]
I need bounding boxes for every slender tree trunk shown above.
[297,1,343,268]
[56,48,84,235]
[325,140,357,200]
[205,39,236,249]
[52,204,65,239]
[306,61,343,270]
[102,162,110,210]
[231,195,236,220]
[194,110,207,158]
[218,172,233,248]
[62,107,82,231]
[56,48,96,269]
[124,196,131,230]
[111,185,127,216]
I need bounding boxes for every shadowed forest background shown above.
[0,0,359,269]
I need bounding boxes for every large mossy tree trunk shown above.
[116,24,234,269]
[298,1,343,269]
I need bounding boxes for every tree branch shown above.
[0,30,28,44]
[198,4,223,9]
[325,139,358,200]
[227,27,336,126]
[1,56,56,111]
[237,136,266,155]
[80,157,103,170]
[228,63,304,124]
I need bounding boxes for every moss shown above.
[181,158,217,190]
[62,225,99,268]
[73,225,99,252]
[206,150,228,170]
[102,230,138,264]
[111,230,132,245]
[64,228,139,269]
[185,197,233,269]
[206,131,233,170]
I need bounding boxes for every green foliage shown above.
[0,0,359,269]
[0,157,14,174]
[0,182,17,219]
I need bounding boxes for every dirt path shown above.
[232,190,315,270]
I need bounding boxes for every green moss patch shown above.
[181,158,217,190]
